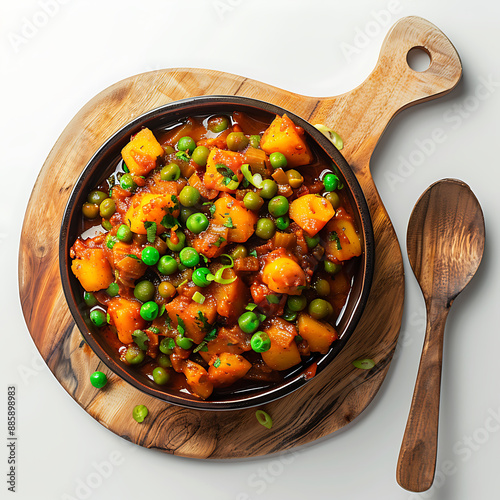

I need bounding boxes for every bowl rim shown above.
[59,95,375,411]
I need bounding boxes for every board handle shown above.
[315,16,462,172]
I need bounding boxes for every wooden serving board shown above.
[19,17,461,459]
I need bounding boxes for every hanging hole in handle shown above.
[407,47,432,72]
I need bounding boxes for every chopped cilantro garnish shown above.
[224,217,234,229]
[176,151,190,162]
[176,316,186,336]
[149,326,160,335]
[216,163,233,178]
[132,330,149,351]
[204,327,218,342]
[161,213,177,228]
[249,249,258,257]
[143,221,157,243]
[196,312,211,332]
[329,231,342,250]
[126,254,140,260]
[214,236,226,247]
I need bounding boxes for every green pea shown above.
[324,260,342,275]
[134,281,155,302]
[120,173,136,191]
[99,198,116,219]
[314,279,331,296]
[179,186,201,207]
[191,146,210,166]
[88,190,107,205]
[157,353,172,369]
[192,267,212,287]
[159,337,175,355]
[249,135,261,148]
[238,311,260,334]
[90,371,107,389]
[141,246,160,265]
[116,224,132,242]
[164,145,175,155]
[282,308,297,322]
[268,196,289,217]
[157,255,178,275]
[166,231,186,252]
[176,335,193,350]
[226,132,249,151]
[158,282,176,298]
[308,298,333,320]
[186,213,209,234]
[140,301,159,321]
[125,345,145,365]
[152,366,170,385]
[250,331,271,353]
[323,173,339,192]
[304,234,320,248]
[82,202,99,219]
[287,295,307,312]
[286,169,303,188]
[259,179,278,199]
[83,292,97,307]
[255,218,276,240]
[207,115,229,133]
[160,163,181,181]
[90,309,106,327]
[179,247,200,267]
[177,136,196,154]
[269,152,287,169]
[230,244,248,260]
[325,191,341,209]
[276,216,290,230]
[102,219,113,231]
[106,282,119,297]
[133,404,148,423]
[243,191,264,211]
[180,206,195,225]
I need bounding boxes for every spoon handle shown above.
[396,305,449,492]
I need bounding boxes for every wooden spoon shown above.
[396,179,485,492]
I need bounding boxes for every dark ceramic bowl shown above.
[60,95,374,410]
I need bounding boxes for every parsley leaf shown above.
[329,231,342,250]
[176,316,186,336]
[132,330,149,351]
[214,236,226,248]
[216,163,233,178]
[143,221,157,243]
[126,254,140,260]
[224,217,234,229]
[196,312,211,332]
[266,295,280,304]
[161,214,177,229]
[249,249,258,257]
[213,357,221,369]
[149,326,160,335]
[204,327,218,342]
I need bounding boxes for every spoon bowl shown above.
[396,178,485,492]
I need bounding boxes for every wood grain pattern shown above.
[19,17,462,459]
[396,179,484,491]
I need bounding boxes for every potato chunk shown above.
[208,352,252,388]
[71,248,113,292]
[260,114,312,167]
[261,318,301,371]
[212,194,257,243]
[125,192,179,234]
[289,194,335,236]
[107,297,146,344]
[298,313,338,354]
[121,128,164,176]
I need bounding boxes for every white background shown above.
[2,1,500,499]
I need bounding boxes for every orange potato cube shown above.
[289,194,335,236]
[107,297,146,344]
[71,249,113,292]
[204,148,245,192]
[182,360,213,399]
[324,217,362,262]
[121,128,164,176]
[297,313,338,354]
[212,268,249,322]
[260,114,312,167]
[212,194,257,243]
[261,319,301,371]
[262,255,306,295]
[125,192,179,234]
[208,352,252,388]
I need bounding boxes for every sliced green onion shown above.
[245,303,258,311]
[208,254,237,284]
[241,163,263,188]
[314,124,344,150]
[255,410,273,429]
[192,291,206,304]
[352,358,375,370]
